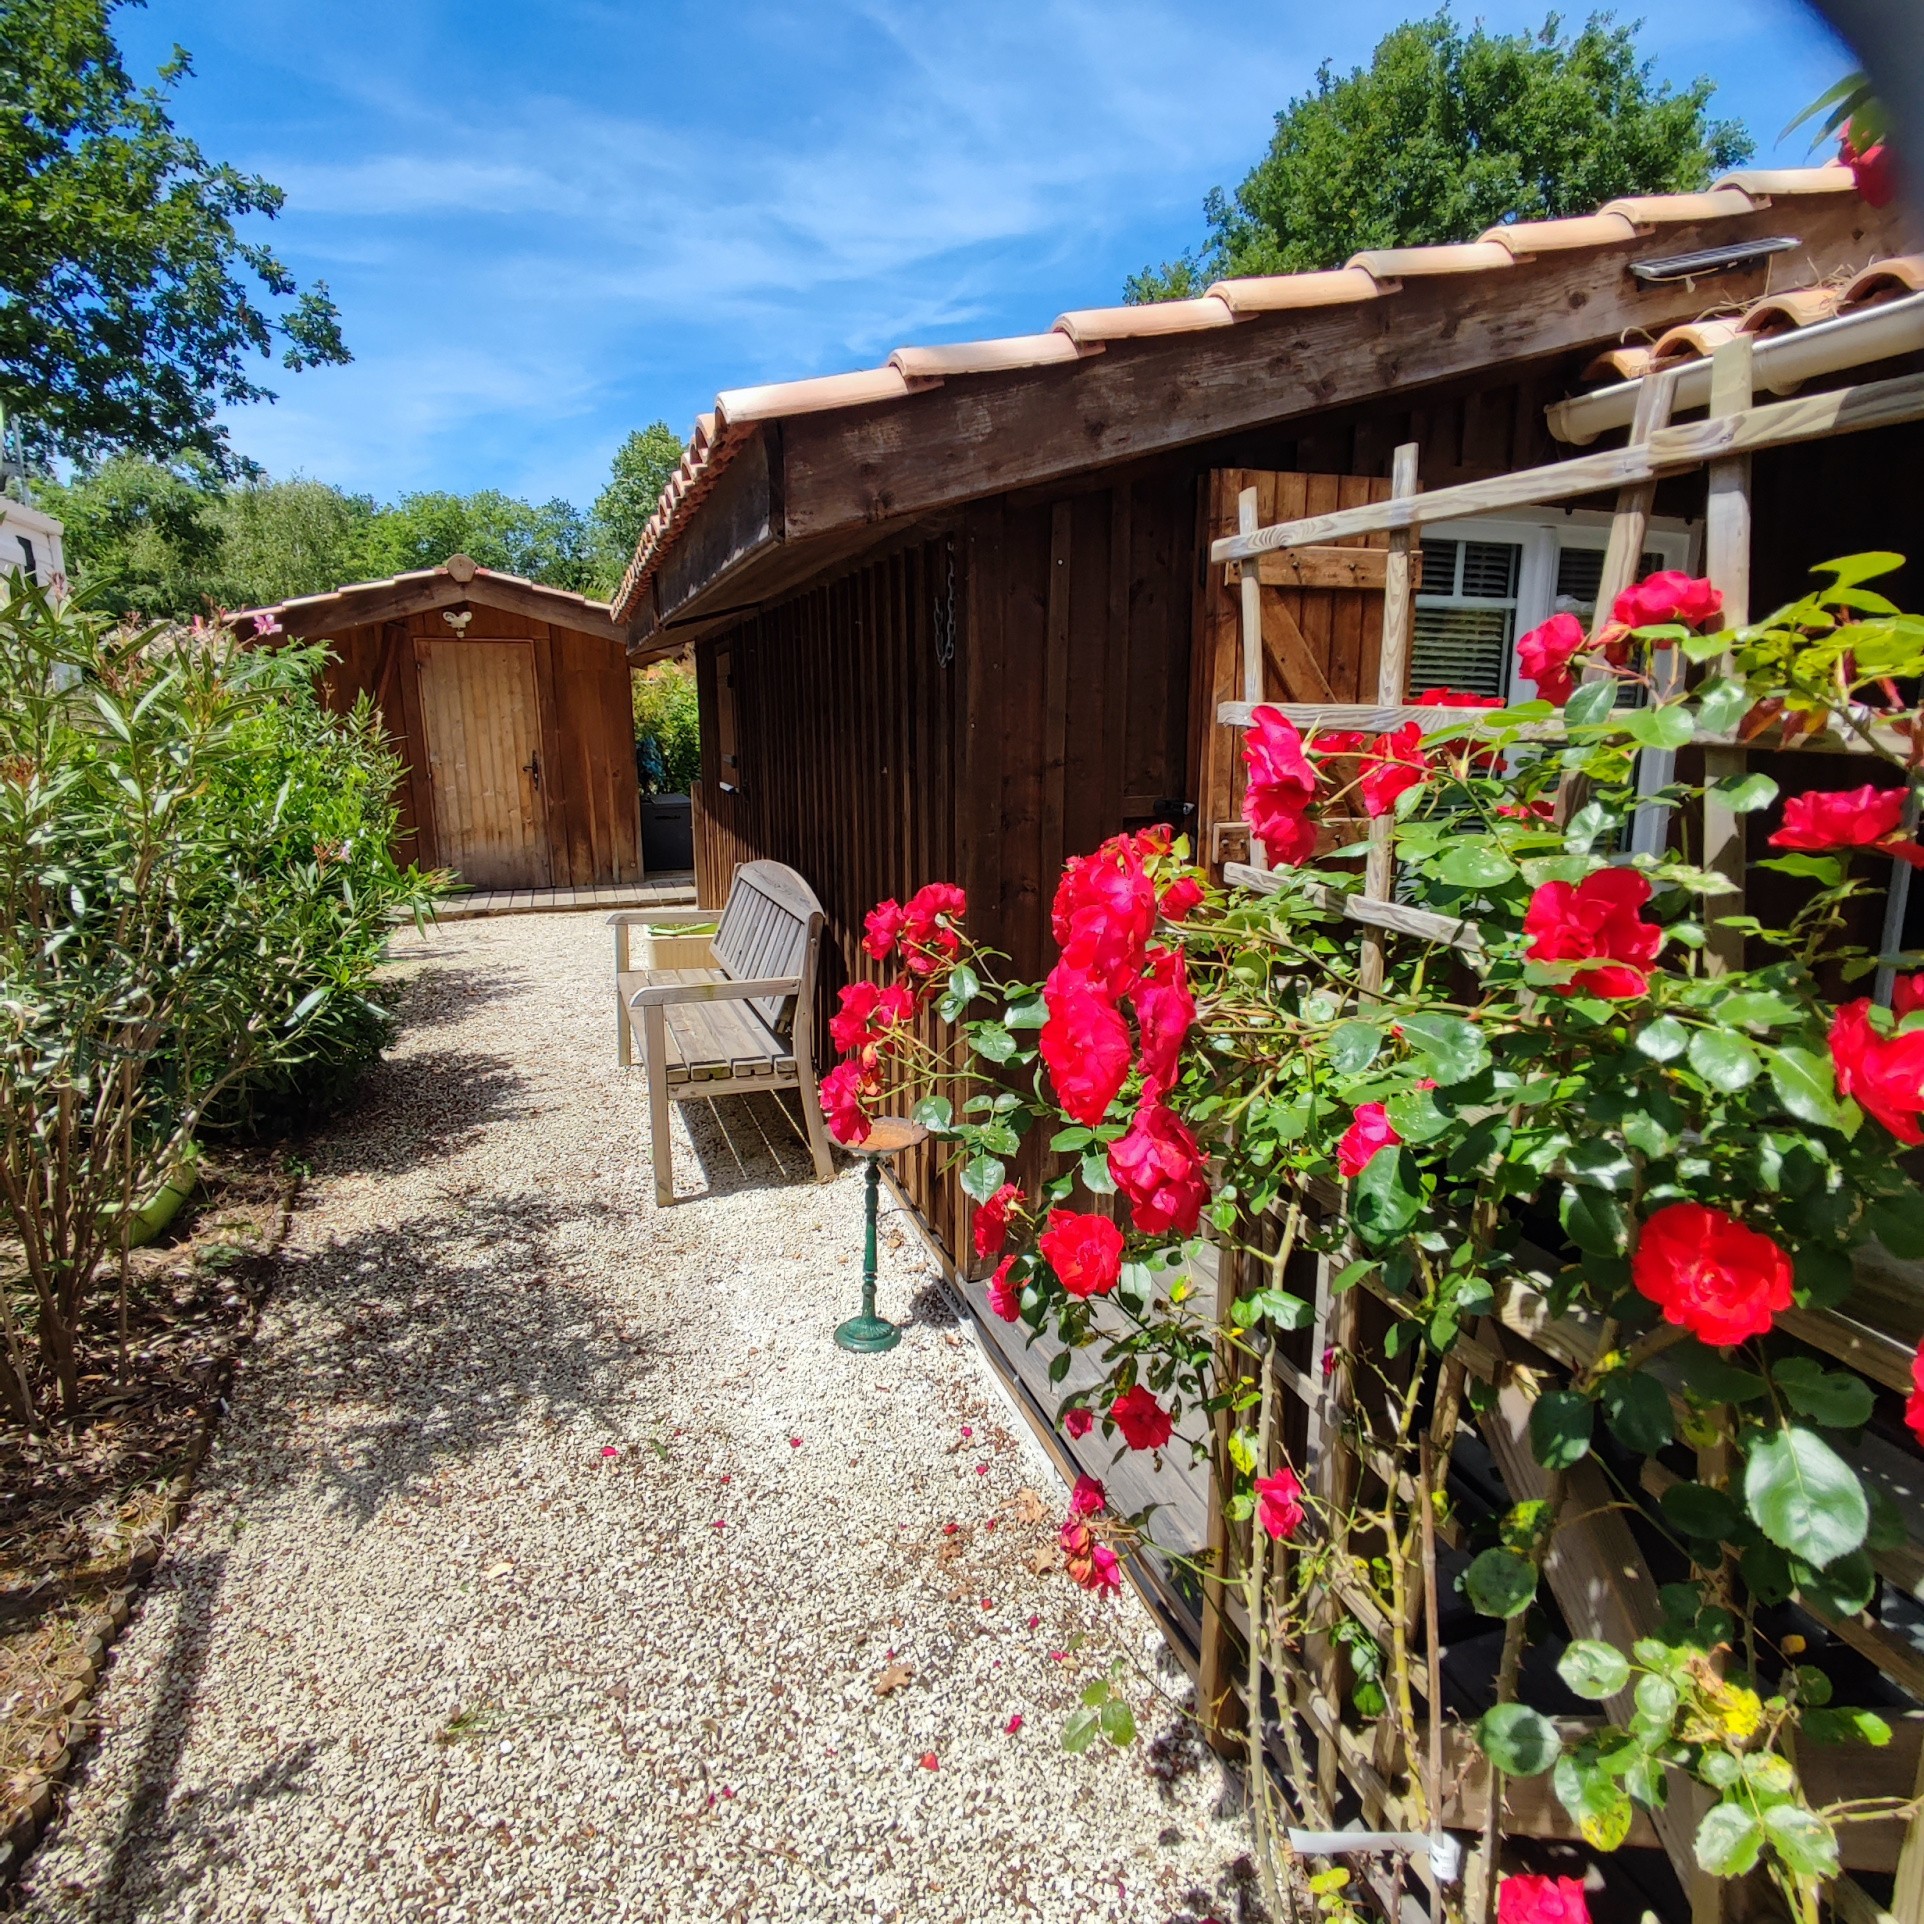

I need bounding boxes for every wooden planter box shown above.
[634,927,715,970]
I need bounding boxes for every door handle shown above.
[524,753,541,789]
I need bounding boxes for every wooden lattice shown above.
[1200,344,1924,1924]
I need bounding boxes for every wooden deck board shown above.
[430,873,697,921]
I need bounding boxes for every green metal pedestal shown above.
[834,1155,901,1353]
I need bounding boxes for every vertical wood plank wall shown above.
[314,602,642,885]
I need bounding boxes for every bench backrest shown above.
[713,860,824,1035]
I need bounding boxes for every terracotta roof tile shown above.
[611,166,1867,624]
[1206,266,1384,313]
[1839,254,1924,311]
[1648,319,1743,369]
[1597,187,1760,224]
[1477,212,1643,255]
[1737,286,1842,337]
[1344,240,1515,278]
[1581,344,1654,384]
[890,334,1090,379]
[1053,295,1236,342]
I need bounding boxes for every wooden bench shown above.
[610,859,836,1206]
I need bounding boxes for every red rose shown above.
[1612,570,1722,631]
[1631,1201,1793,1346]
[1052,835,1158,997]
[1830,998,1924,1144]
[1040,963,1132,1125]
[1038,1208,1123,1299]
[1109,1383,1173,1451]
[899,882,966,975]
[1063,1406,1094,1439]
[1068,1473,1106,1517]
[1498,1874,1591,1924]
[829,980,884,1053]
[1242,705,1320,865]
[1496,797,1555,822]
[1516,612,1585,704]
[1842,124,1897,207]
[1254,1467,1304,1541]
[862,899,906,961]
[1906,1338,1924,1445]
[1895,974,1924,1019]
[973,1182,1023,1261]
[1130,946,1194,1096]
[1769,784,1907,852]
[1058,1518,1123,1593]
[1158,875,1204,922]
[1359,722,1428,818]
[985,1256,1021,1322]
[819,1059,876,1145]
[1336,1101,1401,1178]
[1415,688,1500,709]
[1523,868,1661,999]
[1108,1098,1210,1236]
[1312,728,1366,757]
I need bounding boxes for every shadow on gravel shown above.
[243,1196,658,1526]
[378,955,524,1035]
[306,1049,530,1179]
[675,1088,824,1202]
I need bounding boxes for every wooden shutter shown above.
[1189,469,1395,877]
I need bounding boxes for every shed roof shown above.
[613,166,1899,631]
[237,553,628,649]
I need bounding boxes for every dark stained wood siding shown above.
[312,600,642,885]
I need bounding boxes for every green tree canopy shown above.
[0,0,348,471]
[1126,10,1753,300]
[590,421,685,594]
[358,489,592,592]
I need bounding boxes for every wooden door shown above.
[417,638,551,889]
[1189,469,1394,877]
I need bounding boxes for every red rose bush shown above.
[813,560,1924,1920]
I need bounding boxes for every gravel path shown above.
[17,913,1253,1924]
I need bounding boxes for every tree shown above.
[32,455,225,619]
[1126,11,1753,300]
[358,490,593,592]
[216,476,379,606]
[0,0,348,471]
[590,422,685,595]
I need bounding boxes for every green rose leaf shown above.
[1766,1045,1847,1129]
[1396,1012,1490,1086]
[1553,1752,1636,1851]
[1599,1371,1674,1453]
[1695,1801,1763,1877]
[960,1154,1007,1204]
[1080,1151,1116,1195]
[1475,1703,1560,1776]
[1770,1355,1874,1430]
[1867,1186,1924,1259]
[1432,842,1517,889]
[1560,1184,1629,1256]
[969,1021,1017,1062]
[1464,1548,1537,1619]
[1687,1027,1759,1092]
[1326,1020,1383,1074]
[1694,676,1752,733]
[1622,703,1695,751]
[1004,992,1048,1030]
[1351,1147,1422,1244]
[1761,1805,1840,1881]
[1529,1388,1594,1470]
[1557,1640,1631,1701]
[1715,771,1780,813]
[1098,1696,1138,1747]
[1564,679,1619,730]
[1744,1424,1869,1569]
[913,1095,955,1133]
[1661,1480,1741,1544]
[1792,1547,1877,1617]
[1635,1016,1689,1062]
[1061,1706,1101,1753]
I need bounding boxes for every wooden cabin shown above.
[613,168,1915,1264]
[244,555,647,889]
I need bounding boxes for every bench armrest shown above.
[606,908,716,927]
[628,975,800,1009]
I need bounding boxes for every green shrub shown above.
[0,582,439,1423]
[631,660,699,794]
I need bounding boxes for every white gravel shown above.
[17,911,1253,1924]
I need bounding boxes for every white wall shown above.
[0,497,66,587]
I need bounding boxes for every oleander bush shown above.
[823,555,1924,1924]
[0,580,438,1426]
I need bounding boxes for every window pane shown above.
[1459,540,1519,600]
[1419,539,1459,595]
[1411,605,1513,699]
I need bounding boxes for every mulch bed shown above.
[0,1150,300,1893]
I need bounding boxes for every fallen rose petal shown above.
[1005,1714,1024,1734]
[919,1752,939,1771]
[942,1522,959,1535]
[712,1520,725,1530]
[1049,1650,1067,1662]
[975,1464,989,1475]
[1027,1614,1040,1630]
[981,1597,994,1609]
[789,1437,801,1448]
[961,1425,973,1438]
[600,1445,619,1458]
[719,1474,731,1484]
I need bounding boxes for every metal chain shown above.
[933,535,957,668]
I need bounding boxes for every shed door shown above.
[1190,468,1394,878]
[417,638,551,889]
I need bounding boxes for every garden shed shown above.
[241,555,650,890]
[612,166,1913,1263]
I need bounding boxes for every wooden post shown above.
[1237,487,1268,872]
[1702,338,1753,979]
[1198,1235,1245,1755]
[1356,444,1419,997]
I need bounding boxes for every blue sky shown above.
[121,0,1855,510]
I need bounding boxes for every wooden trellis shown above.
[1200,343,1924,1923]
